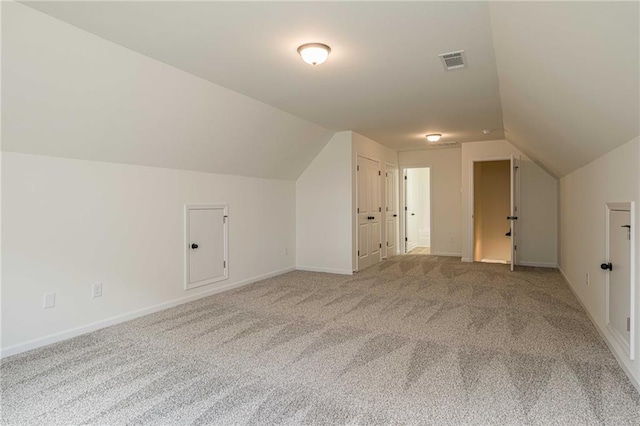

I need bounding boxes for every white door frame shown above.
[605,201,635,360]
[385,162,399,258]
[400,167,432,255]
[184,204,229,290]
[468,157,514,266]
[355,154,382,272]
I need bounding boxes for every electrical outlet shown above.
[43,292,55,309]
[585,272,589,286]
[92,282,103,298]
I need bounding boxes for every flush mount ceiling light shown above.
[426,134,442,142]
[297,43,331,65]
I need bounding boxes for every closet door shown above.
[357,156,381,270]
[185,205,228,289]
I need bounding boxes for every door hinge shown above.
[357,207,359,213]
[404,176,407,180]
[404,206,407,211]
[628,317,631,332]
[379,207,381,212]
[378,171,381,176]
[514,245,517,250]
[386,172,388,177]
[379,243,382,248]
[405,237,408,242]
[357,165,359,171]
[223,215,228,223]
[358,250,360,256]
[386,241,389,246]
[223,260,226,268]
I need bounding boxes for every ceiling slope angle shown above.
[20,1,506,153]
[3,1,333,180]
[489,1,639,177]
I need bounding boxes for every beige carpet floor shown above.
[408,247,431,255]
[2,255,639,425]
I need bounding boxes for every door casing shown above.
[184,204,229,289]
[605,201,635,360]
[355,155,382,271]
[468,156,519,270]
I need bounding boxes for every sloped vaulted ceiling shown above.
[5,1,640,179]
[490,1,639,177]
[2,2,334,180]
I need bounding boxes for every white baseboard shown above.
[1,266,295,359]
[519,261,558,268]
[461,257,472,262]
[558,266,640,393]
[432,252,462,257]
[296,266,353,275]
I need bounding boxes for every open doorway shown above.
[404,167,431,255]
[473,160,511,264]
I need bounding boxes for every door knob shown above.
[191,243,199,249]
[393,214,398,217]
[411,213,415,216]
[600,262,612,271]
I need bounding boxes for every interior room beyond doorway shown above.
[404,167,431,255]
[473,160,511,264]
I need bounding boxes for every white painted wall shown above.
[1,153,296,355]
[461,140,558,266]
[559,136,640,390]
[352,132,399,268]
[2,2,332,181]
[296,132,353,274]
[399,148,462,256]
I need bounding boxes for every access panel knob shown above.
[600,262,612,271]
[191,243,199,249]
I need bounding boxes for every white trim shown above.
[355,153,382,272]
[461,257,473,262]
[604,201,635,360]
[184,204,229,290]
[558,266,640,393]
[431,251,462,257]
[468,156,513,267]
[1,267,295,359]
[518,261,558,268]
[296,266,353,275]
[384,162,400,261]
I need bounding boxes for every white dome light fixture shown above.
[297,43,331,65]
[426,134,442,142]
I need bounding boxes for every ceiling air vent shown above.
[439,50,466,71]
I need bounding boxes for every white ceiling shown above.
[490,1,639,177]
[21,0,505,152]
[14,1,640,177]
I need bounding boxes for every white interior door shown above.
[186,205,228,289]
[357,156,381,270]
[606,204,634,359]
[405,171,418,252]
[509,155,520,271]
[385,165,398,258]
